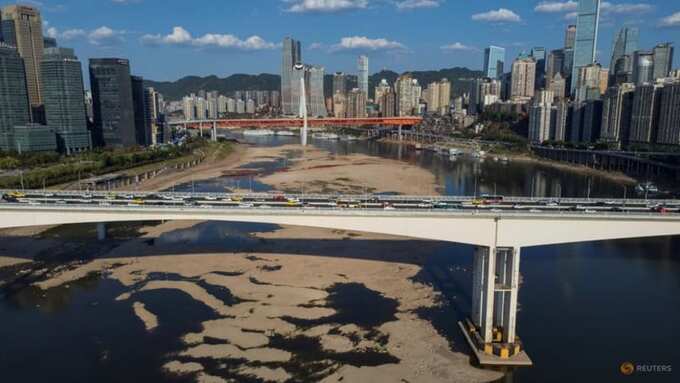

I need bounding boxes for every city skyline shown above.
[8,0,678,83]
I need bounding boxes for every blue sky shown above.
[10,0,680,81]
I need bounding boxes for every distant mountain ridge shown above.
[145,67,483,101]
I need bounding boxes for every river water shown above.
[1,135,678,382]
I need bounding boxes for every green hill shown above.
[145,67,484,101]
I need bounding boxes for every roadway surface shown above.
[3,190,680,216]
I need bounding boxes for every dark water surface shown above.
[1,134,679,382]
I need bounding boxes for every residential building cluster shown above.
[181,90,280,120]
[0,4,168,154]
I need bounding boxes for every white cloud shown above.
[472,8,522,23]
[659,11,680,27]
[42,24,118,45]
[396,0,441,10]
[88,26,125,46]
[440,42,478,51]
[141,27,278,50]
[284,0,368,13]
[536,1,653,16]
[329,36,406,52]
[534,1,577,13]
[601,2,653,15]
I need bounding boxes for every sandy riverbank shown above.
[16,220,501,383]
[134,143,440,195]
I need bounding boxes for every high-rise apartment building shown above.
[144,87,164,145]
[652,43,674,80]
[483,46,505,79]
[395,75,419,116]
[358,55,369,97]
[600,83,635,144]
[308,65,327,117]
[89,58,136,147]
[656,80,680,145]
[0,43,30,142]
[333,72,347,95]
[529,90,554,143]
[281,37,301,115]
[471,78,502,114]
[511,57,537,100]
[571,0,601,93]
[0,5,44,112]
[609,27,639,77]
[551,73,567,100]
[333,92,346,118]
[346,88,367,118]
[41,47,91,153]
[629,83,662,144]
[374,79,391,102]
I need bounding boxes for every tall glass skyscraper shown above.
[281,37,301,115]
[652,43,674,80]
[0,43,30,136]
[609,27,639,75]
[41,47,91,153]
[89,58,136,148]
[483,46,505,79]
[358,55,369,96]
[571,0,601,94]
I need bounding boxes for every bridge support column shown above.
[96,223,107,241]
[211,121,217,142]
[398,125,402,141]
[470,246,522,352]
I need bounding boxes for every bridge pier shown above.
[96,223,107,241]
[211,121,217,142]
[469,246,522,356]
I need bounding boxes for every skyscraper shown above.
[531,47,547,87]
[511,57,537,100]
[483,46,505,79]
[347,88,367,118]
[571,0,601,94]
[333,72,347,95]
[0,43,30,140]
[564,25,577,49]
[652,43,674,80]
[546,49,566,85]
[308,66,327,117]
[629,83,662,144]
[358,55,369,97]
[89,58,136,148]
[632,51,655,85]
[41,47,91,153]
[1,5,44,117]
[656,80,680,145]
[609,27,639,76]
[131,75,150,146]
[529,90,554,143]
[281,37,301,115]
[601,83,636,145]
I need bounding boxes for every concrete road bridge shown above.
[3,191,680,365]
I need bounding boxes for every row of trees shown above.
[0,139,212,189]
